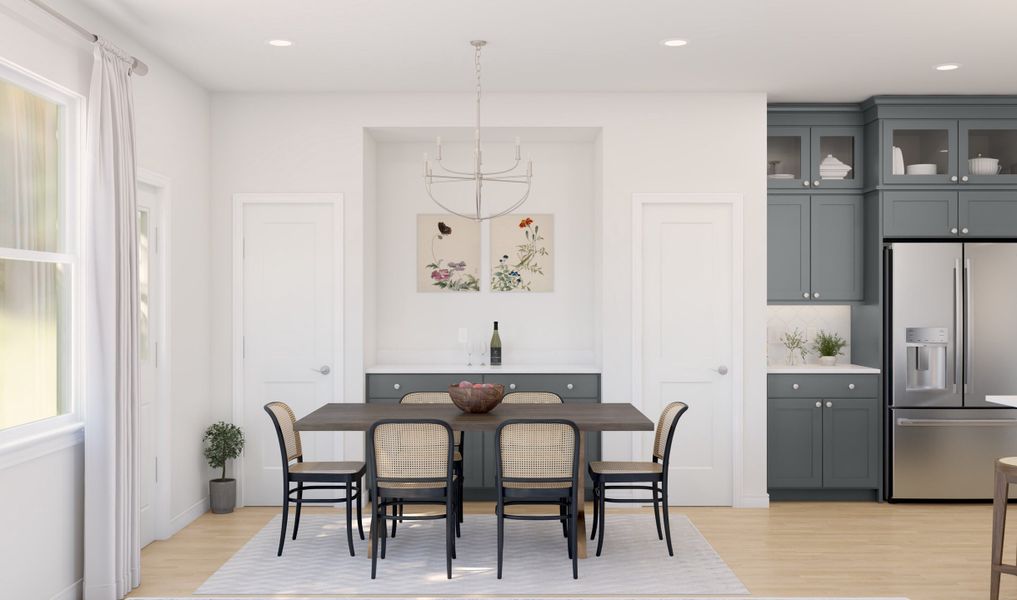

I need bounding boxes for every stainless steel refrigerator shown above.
[889,243,1017,500]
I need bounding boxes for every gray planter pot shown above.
[209,478,236,514]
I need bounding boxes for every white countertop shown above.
[365,364,601,375]
[768,364,880,375]
[987,396,1017,408]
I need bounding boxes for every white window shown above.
[0,60,83,457]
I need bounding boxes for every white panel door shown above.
[137,187,161,546]
[640,200,735,506]
[242,201,338,506]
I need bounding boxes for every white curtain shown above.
[83,38,140,600]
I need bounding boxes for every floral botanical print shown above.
[490,214,553,292]
[417,215,481,292]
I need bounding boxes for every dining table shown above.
[295,401,655,559]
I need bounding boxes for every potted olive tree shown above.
[812,330,847,366]
[203,421,245,514]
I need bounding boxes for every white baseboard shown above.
[50,578,81,600]
[167,496,209,537]
[735,493,770,508]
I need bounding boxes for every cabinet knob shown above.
[792,383,800,390]
[951,176,958,182]
[803,292,810,299]
[962,175,970,182]
[848,383,856,390]
[951,227,958,234]
[813,180,821,187]
[393,383,401,390]
[813,292,821,299]
[816,401,822,408]
[962,227,969,234]
[566,383,574,390]
[826,401,833,408]
[803,180,811,187]
[509,383,516,390]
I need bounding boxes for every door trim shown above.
[137,168,172,540]
[631,193,745,507]
[231,193,344,508]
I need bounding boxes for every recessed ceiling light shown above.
[267,39,293,47]
[661,39,688,48]
[935,63,960,71]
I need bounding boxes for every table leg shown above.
[577,431,587,559]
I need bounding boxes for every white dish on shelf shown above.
[906,163,937,175]
[969,155,1001,175]
[892,146,905,175]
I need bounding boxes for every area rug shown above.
[195,513,747,597]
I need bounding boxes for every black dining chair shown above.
[589,401,688,556]
[495,418,581,579]
[367,418,458,580]
[264,402,366,557]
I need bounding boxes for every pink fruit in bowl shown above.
[483,383,494,388]
[472,383,485,388]
[458,381,472,388]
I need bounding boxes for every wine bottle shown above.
[490,321,502,366]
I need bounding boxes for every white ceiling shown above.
[78,0,1017,101]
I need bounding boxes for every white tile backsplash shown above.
[767,305,852,366]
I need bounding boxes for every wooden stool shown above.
[991,458,1017,600]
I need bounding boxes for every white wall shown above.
[0,0,212,595]
[210,92,768,506]
[371,138,596,365]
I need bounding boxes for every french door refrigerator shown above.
[889,243,1017,500]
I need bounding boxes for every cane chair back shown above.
[652,402,689,462]
[400,392,463,447]
[502,391,563,404]
[371,421,453,489]
[265,401,303,461]
[497,420,578,489]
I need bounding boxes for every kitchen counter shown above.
[768,363,880,375]
[365,364,601,375]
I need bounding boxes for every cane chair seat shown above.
[589,461,663,476]
[289,461,365,475]
[502,391,563,404]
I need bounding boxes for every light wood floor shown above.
[130,501,1013,599]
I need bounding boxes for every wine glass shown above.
[477,343,489,366]
[466,344,473,367]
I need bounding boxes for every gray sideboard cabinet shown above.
[768,194,864,303]
[767,374,880,495]
[365,372,602,499]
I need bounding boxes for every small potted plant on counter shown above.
[812,330,847,366]
[203,421,245,514]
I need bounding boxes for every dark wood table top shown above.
[295,402,654,432]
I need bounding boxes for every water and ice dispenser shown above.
[905,327,948,391]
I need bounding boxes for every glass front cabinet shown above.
[769,126,863,190]
[882,118,1017,185]
[959,120,1017,184]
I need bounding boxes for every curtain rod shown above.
[25,0,149,76]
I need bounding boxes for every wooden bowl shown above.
[448,384,505,414]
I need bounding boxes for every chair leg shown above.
[345,480,356,557]
[380,499,388,560]
[391,500,398,538]
[595,480,606,557]
[570,490,578,579]
[356,479,365,540]
[661,484,674,557]
[370,498,380,579]
[590,483,599,540]
[496,492,505,579]
[277,493,290,557]
[652,481,664,541]
[560,499,569,538]
[292,483,303,540]
[445,497,453,579]
[991,468,1008,600]
[450,495,457,560]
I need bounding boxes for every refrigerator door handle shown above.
[965,258,972,395]
[954,259,962,395]
[897,418,1017,427]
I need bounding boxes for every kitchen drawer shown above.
[482,374,599,399]
[366,374,469,399]
[768,374,877,399]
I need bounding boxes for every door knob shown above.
[312,365,331,375]
[712,365,729,375]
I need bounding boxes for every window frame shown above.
[0,58,85,464]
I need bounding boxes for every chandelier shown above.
[423,40,532,221]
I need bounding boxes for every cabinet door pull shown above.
[393,383,401,390]
[509,383,517,390]
[848,383,856,390]
[813,179,821,187]
[961,227,969,234]
[951,176,958,182]
[951,227,958,234]
[826,401,833,408]
[813,292,821,299]
[816,401,822,408]
[792,383,800,390]
[566,383,574,390]
[961,175,969,182]
[803,292,810,299]
[803,180,811,187]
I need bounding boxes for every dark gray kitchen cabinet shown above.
[767,398,823,488]
[882,191,958,238]
[822,398,880,488]
[768,125,863,190]
[959,191,1017,237]
[768,194,863,302]
[882,119,958,185]
[767,375,880,492]
[767,195,810,301]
